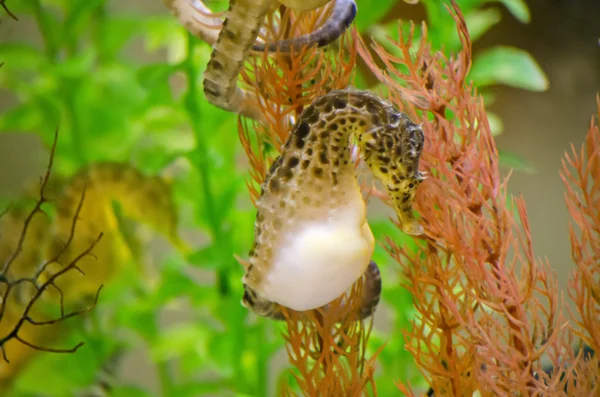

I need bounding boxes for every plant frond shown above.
[358,3,565,394]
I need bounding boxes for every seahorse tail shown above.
[252,0,357,52]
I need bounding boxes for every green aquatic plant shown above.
[3,0,597,396]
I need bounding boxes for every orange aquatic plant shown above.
[239,7,381,395]
[559,96,600,395]
[356,4,558,394]
[354,2,599,394]
[234,1,599,395]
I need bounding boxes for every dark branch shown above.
[15,335,84,354]
[0,128,103,363]
[1,0,18,21]
[1,127,58,276]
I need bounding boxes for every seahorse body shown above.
[164,0,355,49]
[47,162,184,300]
[164,0,357,120]
[0,163,183,392]
[243,87,425,319]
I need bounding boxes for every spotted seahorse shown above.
[163,0,357,120]
[241,87,425,320]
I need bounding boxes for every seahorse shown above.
[0,162,184,391]
[241,87,425,320]
[47,162,186,301]
[163,0,357,120]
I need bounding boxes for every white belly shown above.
[262,216,374,311]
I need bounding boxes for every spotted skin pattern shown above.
[163,0,357,120]
[242,87,425,320]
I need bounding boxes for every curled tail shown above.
[252,0,357,52]
[164,0,356,53]
[357,260,382,320]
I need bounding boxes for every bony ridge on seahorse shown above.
[241,87,425,320]
[163,0,357,121]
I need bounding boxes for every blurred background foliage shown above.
[0,0,546,395]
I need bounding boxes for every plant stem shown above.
[157,360,175,396]
[255,322,268,396]
[182,32,259,393]
[32,0,86,164]
[182,33,230,297]
[31,0,58,60]
[62,86,86,165]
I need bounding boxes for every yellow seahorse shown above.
[0,162,185,391]
[46,162,186,301]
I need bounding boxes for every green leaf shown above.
[11,330,111,396]
[50,48,97,78]
[487,111,504,136]
[137,63,179,90]
[114,292,159,340]
[63,0,103,40]
[102,17,145,56]
[214,179,244,218]
[469,46,548,92]
[496,0,530,23]
[155,260,213,305]
[207,333,236,376]
[142,17,190,61]
[150,323,210,361]
[464,8,501,42]
[0,104,44,132]
[188,244,221,269]
[111,386,155,397]
[498,150,536,173]
[354,0,397,32]
[0,43,48,70]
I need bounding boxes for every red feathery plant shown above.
[354,1,599,395]
[238,5,381,396]
[559,96,600,394]
[236,0,600,394]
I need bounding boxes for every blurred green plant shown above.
[0,0,544,395]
